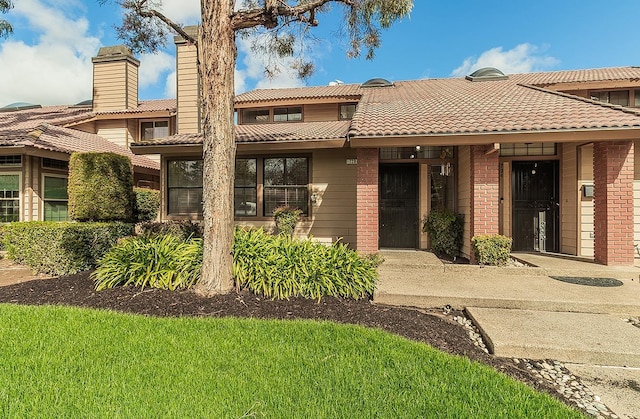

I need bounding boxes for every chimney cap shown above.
[174,25,199,44]
[92,45,140,66]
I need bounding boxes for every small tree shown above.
[68,152,135,222]
[0,0,12,38]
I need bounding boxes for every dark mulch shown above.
[0,273,568,407]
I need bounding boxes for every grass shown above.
[0,304,584,418]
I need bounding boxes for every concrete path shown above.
[0,257,50,286]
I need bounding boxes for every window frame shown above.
[263,156,310,216]
[0,155,22,167]
[41,173,69,222]
[339,103,357,120]
[166,159,204,217]
[0,172,21,223]
[140,119,171,141]
[589,89,631,107]
[241,108,271,124]
[273,106,303,122]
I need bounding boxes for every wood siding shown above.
[457,146,471,259]
[93,61,138,112]
[176,43,199,134]
[303,103,339,122]
[635,140,640,258]
[96,120,130,149]
[579,144,595,257]
[560,143,578,255]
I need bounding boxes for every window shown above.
[0,174,19,222]
[273,107,302,122]
[500,143,557,156]
[339,103,357,120]
[42,158,68,170]
[43,176,69,221]
[635,90,640,107]
[264,157,309,215]
[430,166,455,211]
[0,156,21,166]
[141,120,170,140]
[380,147,455,160]
[235,158,257,216]
[590,90,629,106]
[242,109,270,124]
[167,160,203,215]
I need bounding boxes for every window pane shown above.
[285,158,308,185]
[340,104,356,120]
[168,188,202,214]
[234,187,257,216]
[235,158,256,187]
[430,166,455,211]
[274,107,302,122]
[44,202,69,222]
[0,200,19,222]
[168,160,203,188]
[264,158,284,186]
[635,90,640,107]
[44,176,68,200]
[264,187,308,215]
[609,90,629,106]
[242,109,270,123]
[0,174,18,191]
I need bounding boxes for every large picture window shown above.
[264,157,309,215]
[235,158,257,216]
[43,176,69,221]
[0,174,19,222]
[167,160,203,215]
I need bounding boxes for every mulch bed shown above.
[0,273,567,406]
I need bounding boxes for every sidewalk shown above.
[0,257,51,287]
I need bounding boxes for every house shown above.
[129,32,640,266]
[0,45,174,222]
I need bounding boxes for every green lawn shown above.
[0,304,584,418]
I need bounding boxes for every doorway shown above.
[512,161,559,252]
[379,164,419,248]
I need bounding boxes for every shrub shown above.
[137,220,203,241]
[134,188,160,222]
[233,228,378,300]
[68,152,135,222]
[471,234,513,266]
[273,205,303,237]
[423,208,464,258]
[92,235,202,291]
[3,222,133,275]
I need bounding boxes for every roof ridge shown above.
[518,83,640,117]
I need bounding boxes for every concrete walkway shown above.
[0,257,50,286]
[374,250,640,367]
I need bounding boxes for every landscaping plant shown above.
[137,220,203,241]
[471,234,513,266]
[423,208,464,258]
[92,234,202,291]
[273,205,303,237]
[133,187,160,222]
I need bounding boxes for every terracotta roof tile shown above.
[0,105,94,131]
[132,121,350,146]
[0,124,159,170]
[235,84,362,104]
[511,66,640,86]
[349,77,640,138]
[96,99,177,115]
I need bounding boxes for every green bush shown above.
[273,205,303,237]
[233,228,378,300]
[137,221,203,240]
[92,234,202,291]
[68,152,135,222]
[134,188,160,222]
[471,234,513,266]
[3,222,134,275]
[423,208,464,258]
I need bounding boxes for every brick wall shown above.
[356,148,379,253]
[469,145,500,262]
[593,140,635,265]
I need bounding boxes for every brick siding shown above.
[469,145,500,262]
[356,148,379,253]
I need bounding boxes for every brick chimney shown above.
[174,26,200,134]
[92,45,140,112]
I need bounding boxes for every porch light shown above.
[440,162,451,176]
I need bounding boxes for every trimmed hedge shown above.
[233,228,380,300]
[423,208,464,258]
[134,188,160,222]
[137,221,203,241]
[3,222,134,275]
[68,152,135,222]
[471,234,513,266]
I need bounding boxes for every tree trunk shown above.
[195,0,237,296]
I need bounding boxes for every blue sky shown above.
[2,0,640,105]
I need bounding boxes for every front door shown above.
[379,164,419,248]
[512,161,559,252]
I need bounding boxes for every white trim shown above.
[0,172,22,222]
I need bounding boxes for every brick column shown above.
[469,145,500,262]
[593,141,634,265]
[356,148,379,253]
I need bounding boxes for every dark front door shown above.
[512,161,559,252]
[379,164,419,248]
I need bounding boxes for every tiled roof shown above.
[0,105,94,131]
[96,99,177,115]
[235,84,362,104]
[132,121,350,146]
[511,66,640,86]
[0,124,159,170]
[349,77,640,138]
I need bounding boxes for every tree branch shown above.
[231,0,354,31]
[137,6,198,46]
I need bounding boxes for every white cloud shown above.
[451,44,559,77]
[0,0,99,105]
[164,70,177,98]
[139,51,175,88]
[159,0,201,24]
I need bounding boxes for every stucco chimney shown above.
[92,45,140,112]
[174,26,200,134]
